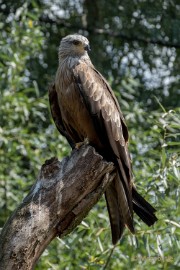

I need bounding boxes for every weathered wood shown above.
[0,145,115,270]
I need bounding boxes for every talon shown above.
[84,138,89,145]
[75,142,83,149]
[75,138,89,149]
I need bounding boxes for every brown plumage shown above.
[49,34,157,244]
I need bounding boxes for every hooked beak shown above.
[84,44,91,52]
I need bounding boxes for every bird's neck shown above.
[58,53,92,67]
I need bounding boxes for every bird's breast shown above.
[55,67,102,148]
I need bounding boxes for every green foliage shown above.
[0,2,69,224]
[0,1,179,269]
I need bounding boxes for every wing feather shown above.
[73,62,131,175]
[73,62,134,241]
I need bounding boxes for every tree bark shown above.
[0,145,115,270]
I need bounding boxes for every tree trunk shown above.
[0,145,115,270]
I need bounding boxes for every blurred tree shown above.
[0,0,179,269]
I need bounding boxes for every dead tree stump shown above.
[0,145,115,270]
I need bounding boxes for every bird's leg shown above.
[75,137,89,149]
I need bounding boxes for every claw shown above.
[75,138,89,149]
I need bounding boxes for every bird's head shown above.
[58,34,91,59]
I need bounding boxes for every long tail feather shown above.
[105,184,125,245]
[132,187,157,226]
[105,174,134,245]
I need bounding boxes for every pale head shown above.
[58,34,91,59]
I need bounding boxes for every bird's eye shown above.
[73,40,80,45]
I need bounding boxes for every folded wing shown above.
[73,62,135,243]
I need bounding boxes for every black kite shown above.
[49,34,157,244]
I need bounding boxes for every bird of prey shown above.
[49,34,157,244]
